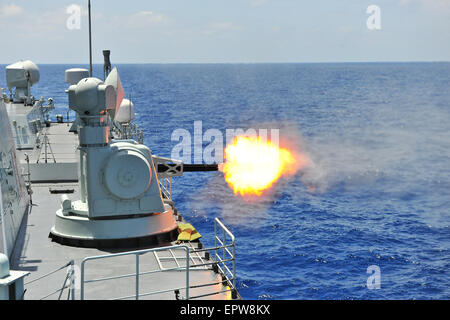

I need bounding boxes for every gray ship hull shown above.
[0,97,30,258]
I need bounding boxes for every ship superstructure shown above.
[0,56,239,300]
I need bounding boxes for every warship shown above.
[0,4,239,301]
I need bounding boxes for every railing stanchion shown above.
[70,260,76,300]
[80,260,85,300]
[136,254,140,300]
[214,220,217,260]
[185,247,190,300]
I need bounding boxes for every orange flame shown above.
[221,136,302,196]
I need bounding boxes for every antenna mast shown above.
[88,0,93,77]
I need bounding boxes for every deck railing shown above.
[24,260,76,300]
[79,218,237,300]
[80,245,190,300]
[159,177,172,200]
[214,218,236,291]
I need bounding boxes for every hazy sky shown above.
[0,0,449,63]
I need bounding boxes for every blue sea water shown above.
[1,62,449,300]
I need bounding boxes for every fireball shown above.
[221,136,300,196]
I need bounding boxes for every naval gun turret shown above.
[49,75,178,248]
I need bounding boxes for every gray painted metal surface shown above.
[10,184,234,300]
[0,96,30,258]
[1,63,240,300]
[1,106,237,300]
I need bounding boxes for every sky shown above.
[0,0,449,64]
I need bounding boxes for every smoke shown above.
[188,109,450,227]
[192,175,275,225]
[188,120,383,226]
[298,135,385,194]
[189,122,312,226]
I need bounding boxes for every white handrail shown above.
[79,219,237,300]
[0,184,7,257]
[214,218,236,292]
[80,245,190,300]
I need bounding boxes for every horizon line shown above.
[1,60,449,65]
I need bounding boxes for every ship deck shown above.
[15,122,79,164]
[14,122,79,183]
[9,122,236,300]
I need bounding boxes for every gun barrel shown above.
[183,164,219,172]
[157,163,218,174]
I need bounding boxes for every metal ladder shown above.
[153,242,209,271]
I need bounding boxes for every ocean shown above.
[1,62,449,299]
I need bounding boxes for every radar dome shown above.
[115,99,135,123]
[65,68,89,85]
